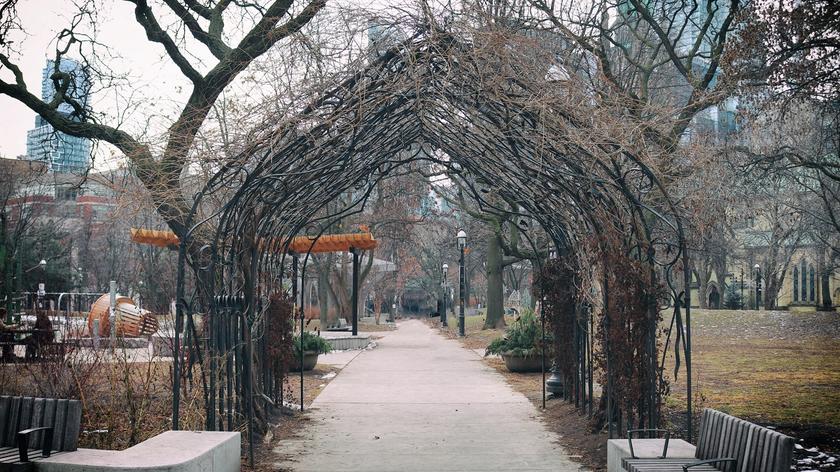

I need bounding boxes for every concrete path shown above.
[273,320,584,471]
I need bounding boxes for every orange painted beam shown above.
[130,228,377,254]
[129,228,180,248]
[287,232,378,253]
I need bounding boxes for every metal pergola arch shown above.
[171,29,694,461]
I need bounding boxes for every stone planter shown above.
[290,351,319,371]
[501,352,544,373]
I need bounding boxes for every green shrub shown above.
[485,309,547,358]
[724,283,743,310]
[293,331,332,356]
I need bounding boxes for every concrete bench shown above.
[36,431,240,472]
[608,409,794,472]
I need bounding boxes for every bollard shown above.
[93,319,100,349]
[109,281,117,346]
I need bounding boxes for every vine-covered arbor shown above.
[173,28,693,459]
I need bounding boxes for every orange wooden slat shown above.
[129,228,180,248]
[130,228,378,254]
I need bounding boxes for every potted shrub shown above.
[291,331,332,371]
[485,310,546,372]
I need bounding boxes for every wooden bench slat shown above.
[624,458,693,467]
[733,421,752,470]
[0,397,9,448]
[625,458,696,470]
[0,447,21,460]
[52,399,67,452]
[627,460,722,472]
[706,410,724,459]
[17,398,32,436]
[763,430,779,472]
[62,400,81,451]
[777,436,794,472]
[41,399,57,453]
[751,426,768,472]
[717,415,732,461]
[699,410,714,458]
[3,397,20,446]
[764,427,777,471]
[29,399,44,449]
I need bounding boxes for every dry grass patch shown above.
[427,314,511,350]
[666,309,840,430]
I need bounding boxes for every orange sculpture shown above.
[87,293,159,338]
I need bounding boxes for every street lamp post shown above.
[545,247,562,398]
[754,263,762,310]
[25,260,47,274]
[441,263,449,327]
[27,260,47,312]
[6,259,45,322]
[457,230,467,337]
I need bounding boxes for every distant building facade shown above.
[24,58,92,174]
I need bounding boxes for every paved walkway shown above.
[274,320,583,471]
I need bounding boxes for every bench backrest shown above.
[695,408,794,472]
[0,396,82,452]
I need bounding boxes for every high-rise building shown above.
[25,58,92,174]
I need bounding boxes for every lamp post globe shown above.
[36,260,46,309]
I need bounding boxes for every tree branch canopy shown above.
[0,0,326,241]
[126,0,205,85]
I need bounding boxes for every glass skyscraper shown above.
[25,58,92,174]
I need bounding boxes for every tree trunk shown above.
[822,272,833,311]
[820,249,834,311]
[695,267,710,309]
[485,233,506,329]
[329,253,351,326]
[764,277,779,309]
[317,258,331,327]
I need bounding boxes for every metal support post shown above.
[459,245,465,337]
[351,248,359,336]
[441,283,447,327]
[109,280,117,345]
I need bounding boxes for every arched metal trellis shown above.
[172,28,694,461]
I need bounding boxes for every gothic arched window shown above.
[801,259,808,302]
[810,265,816,302]
[793,266,799,302]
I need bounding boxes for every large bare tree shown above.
[0,0,325,241]
[530,0,744,151]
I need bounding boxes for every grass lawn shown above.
[433,309,840,430]
[665,309,840,433]
[433,313,514,350]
